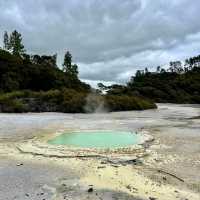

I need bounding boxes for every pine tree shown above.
[52,54,57,67]
[63,51,72,72]
[63,51,78,79]
[3,31,10,50]
[9,30,25,56]
[156,66,161,73]
[71,64,78,77]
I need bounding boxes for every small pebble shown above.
[163,177,167,181]
[88,187,93,193]
[149,197,157,200]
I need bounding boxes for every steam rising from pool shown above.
[84,93,108,113]
[48,131,141,148]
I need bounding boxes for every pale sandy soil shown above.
[0,104,199,200]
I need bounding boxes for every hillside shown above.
[0,49,156,113]
[107,55,200,104]
[0,49,90,93]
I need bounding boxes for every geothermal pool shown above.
[48,131,141,148]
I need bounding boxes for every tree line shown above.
[0,30,90,93]
[0,31,156,112]
[110,55,200,103]
[1,29,199,112]
[2,30,78,80]
[134,55,200,79]
[98,54,200,104]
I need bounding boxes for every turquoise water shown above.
[48,131,141,148]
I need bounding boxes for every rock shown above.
[126,185,138,193]
[97,166,106,169]
[25,193,29,197]
[111,164,119,168]
[149,197,157,200]
[132,187,138,192]
[126,185,131,190]
[17,163,23,166]
[88,187,93,193]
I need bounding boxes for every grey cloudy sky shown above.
[0,0,200,86]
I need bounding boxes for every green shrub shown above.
[61,89,86,113]
[0,90,157,113]
[0,99,28,113]
[105,95,157,111]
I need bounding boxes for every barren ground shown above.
[0,104,199,200]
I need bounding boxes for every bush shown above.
[0,90,157,113]
[0,99,28,113]
[105,95,157,111]
[61,89,86,113]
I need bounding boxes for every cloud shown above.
[0,0,200,84]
